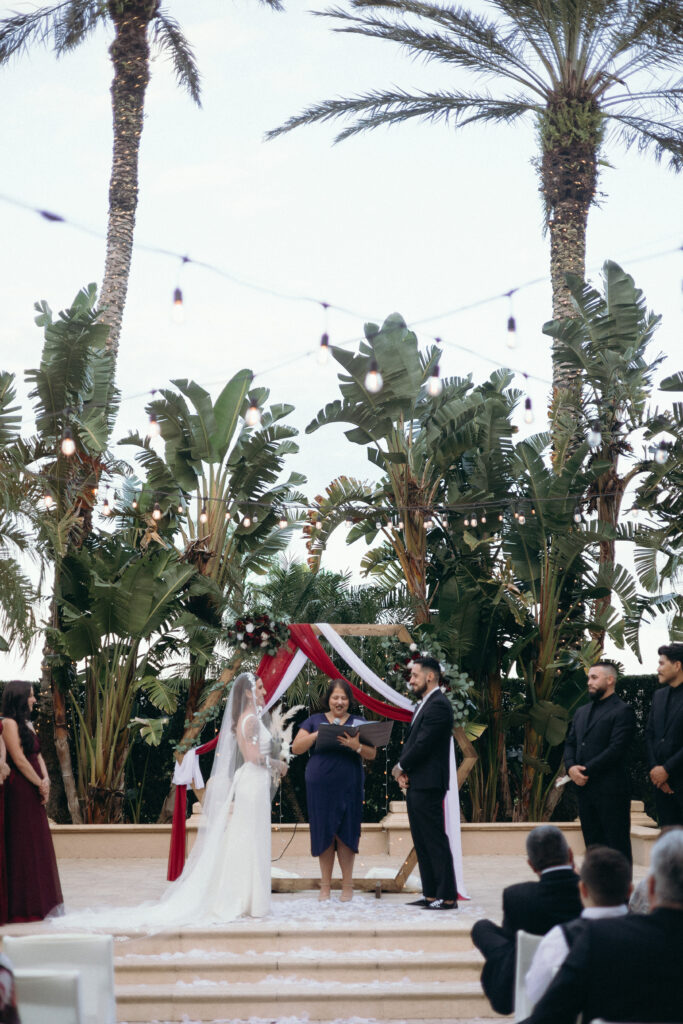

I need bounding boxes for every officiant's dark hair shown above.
[323,679,354,710]
[414,655,442,682]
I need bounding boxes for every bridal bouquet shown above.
[269,703,305,766]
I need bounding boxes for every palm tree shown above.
[268,0,683,389]
[0,1,207,361]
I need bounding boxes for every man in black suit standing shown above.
[518,828,683,1024]
[646,642,683,826]
[564,660,636,862]
[471,825,582,1015]
[391,655,457,910]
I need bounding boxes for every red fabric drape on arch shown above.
[167,623,411,880]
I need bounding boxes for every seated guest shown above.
[0,952,21,1024]
[525,845,631,1005]
[519,829,683,1024]
[471,825,581,1015]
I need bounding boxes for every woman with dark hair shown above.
[1,681,63,921]
[0,722,10,925]
[292,679,376,901]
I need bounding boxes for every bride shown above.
[55,672,287,929]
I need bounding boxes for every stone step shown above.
[115,979,490,1022]
[114,921,476,955]
[115,949,483,985]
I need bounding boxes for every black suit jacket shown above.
[521,907,683,1024]
[501,868,582,937]
[400,688,453,791]
[564,693,636,793]
[646,686,683,784]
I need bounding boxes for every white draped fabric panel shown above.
[316,623,416,712]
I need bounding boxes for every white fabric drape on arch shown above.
[263,622,468,899]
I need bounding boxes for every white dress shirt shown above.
[525,904,629,1006]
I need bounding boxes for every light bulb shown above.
[315,520,323,531]
[172,287,184,324]
[587,420,602,449]
[424,517,434,530]
[102,498,111,517]
[481,512,487,524]
[148,413,160,438]
[242,515,251,528]
[344,519,352,528]
[177,504,183,515]
[574,508,582,524]
[523,397,534,424]
[427,366,443,397]
[132,499,138,510]
[41,493,55,511]
[364,359,383,394]
[152,502,162,521]
[199,504,208,524]
[245,402,261,427]
[470,514,478,527]
[61,427,76,457]
[464,516,470,527]
[252,513,259,523]
[654,442,669,465]
[278,517,288,529]
[506,316,517,349]
[225,511,230,522]
[518,512,526,525]
[318,332,330,365]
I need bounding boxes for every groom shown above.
[392,655,457,910]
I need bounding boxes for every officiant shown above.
[291,680,376,902]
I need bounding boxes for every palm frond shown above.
[152,10,201,106]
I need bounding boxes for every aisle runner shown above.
[168,623,467,899]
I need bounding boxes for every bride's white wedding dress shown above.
[52,674,276,931]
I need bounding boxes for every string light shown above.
[364,359,383,394]
[60,426,76,456]
[40,493,55,511]
[172,286,184,324]
[242,515,252,528]
[148,412,161,438]
[152,502,162,521]
[574,507,582,523]
[177,503,184,515]
[654,441,669,465]
[524,396,534,424]
[102,497,111,517]
[132,498,138,510]
[245,402,261,427]
[506,315,517,349]
[463,515,470,527]
[318,332,330,365]
[424,516,435,530]
[518,510,526,525]
[278,517,288,529]
[199,503,208,524]
[427,363,443,397]
[480,511,487,524]
[587,419,602,449]
[470,513,478,527]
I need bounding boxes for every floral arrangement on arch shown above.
[225,612,290,657]
[379,634,474,730]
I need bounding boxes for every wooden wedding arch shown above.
[261,622,479,895]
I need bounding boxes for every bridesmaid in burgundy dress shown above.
[0,722,9,925]
[1,681,63,922]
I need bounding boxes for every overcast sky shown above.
[1,0,681,679]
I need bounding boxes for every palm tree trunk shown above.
[43,596,83,824]
[100,2,153,358]
[539,105,601,395]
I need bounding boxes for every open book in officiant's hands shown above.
[315,720,394,752]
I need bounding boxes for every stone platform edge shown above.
[50,800,660,865]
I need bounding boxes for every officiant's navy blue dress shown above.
[299,712,367,855]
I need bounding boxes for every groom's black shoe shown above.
[406,897,431,907]
[422,899,457,910]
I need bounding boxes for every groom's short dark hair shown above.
[414,655,442,682]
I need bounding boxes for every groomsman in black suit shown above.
[471,825,581,1015]
[564,660,636,863]
[646,642,683,826]
[391,655,457,910]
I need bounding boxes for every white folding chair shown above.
[513,929,544,1021]
[3,934,115,1024]
[13,968,83,1024]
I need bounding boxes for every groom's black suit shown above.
[400,688,456,901]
